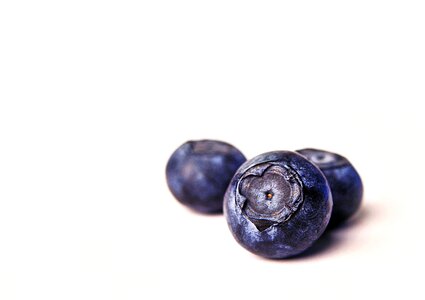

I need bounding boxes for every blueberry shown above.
[166,140,246,214]
[296,148,363,228]
[224,151,332,258]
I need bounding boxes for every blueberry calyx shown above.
[236,162,303,231]
[300,148,347,168]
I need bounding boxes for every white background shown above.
[1,1,425,299]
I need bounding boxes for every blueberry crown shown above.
[236,162,303,231]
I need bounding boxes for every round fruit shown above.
[224,151,332,258]
[296,148,363,227]
[166,140,246,214]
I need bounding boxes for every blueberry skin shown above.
[296,148,363,228]
[224,151,332,259]
[166,140,246,214]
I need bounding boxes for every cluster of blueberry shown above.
[166,140,363,259]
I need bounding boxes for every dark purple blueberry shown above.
[224,151,332,258]
[296,148,363,228]
[166,140,246,214]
